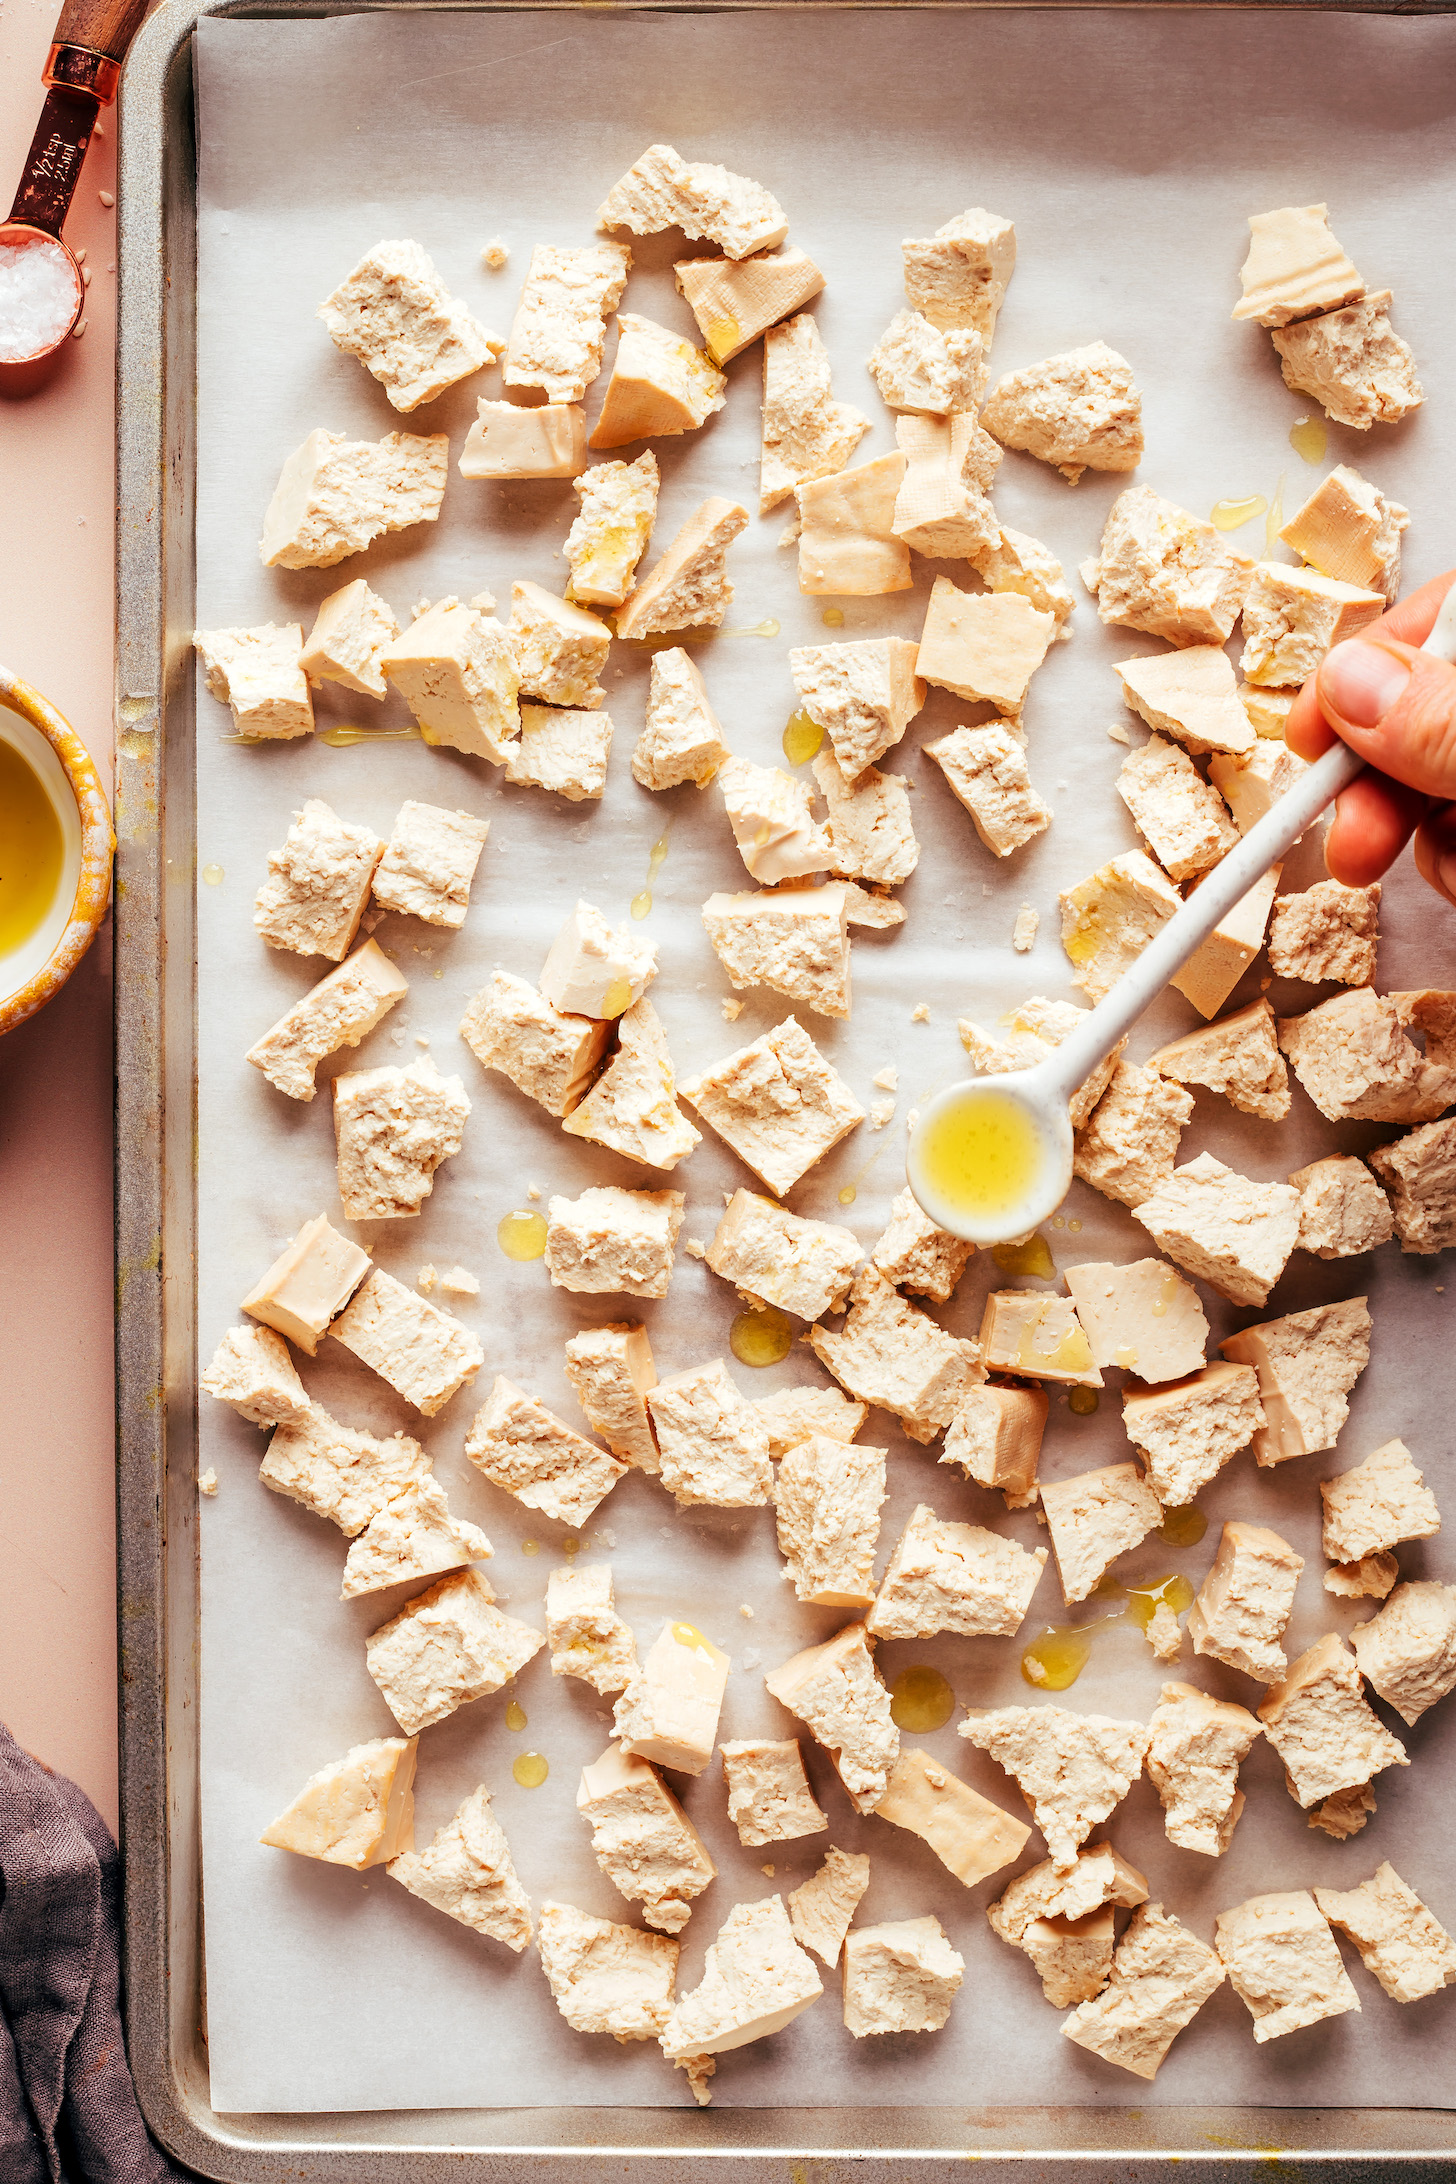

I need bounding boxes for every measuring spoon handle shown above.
[53,0,150,64]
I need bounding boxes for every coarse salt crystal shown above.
[0,232,80,361]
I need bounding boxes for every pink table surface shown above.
[0,9,124,1835]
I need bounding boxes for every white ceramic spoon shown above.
[906,584,1456,1245]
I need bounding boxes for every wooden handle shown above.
[53,0,150,62]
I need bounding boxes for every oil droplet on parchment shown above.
[890,1665,955,1732]
[513,1751,549,1788]
[498,1210,548,1260]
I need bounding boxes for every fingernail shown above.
[1320,640,1412,729]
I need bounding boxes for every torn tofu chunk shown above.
[1232,203,1365,326]
[773,1435,886,1609]
[941,1382,1047,1502]
[318,239,500,410]
[332,1053,469,1220]
[465,1375,626,1526]
[379,599,520,763]
[201,1323,310,1428]
[1279,987,1456,1124]
[1059,852,1182,1005]
[1316,1864,1456,2004]
[1220,1296,1371,1465]
[1321,1438,1440,1564]
[959,995,1124,1130]
[372,801,489,928]
[717,755,830,884]
[959,1705,1150,1871]
[1133,1152,1300,1308]
[1149,998,1290,1122]
[978,1291,1100,1387]
[790,638,925,780]
[1280,464,1408,600]
[505,703,613,802]
[562,998,700,1171]
[891,412,1000,558]
[537,1900,678,2037]
[366,1567,544,1734]
[871,1187,973,1304]
[615,496,748,639]
[1171,862,1282,1021]
[1146,1682,1262,1856]
[1310,1783,1378,1839]
[540,898,657,1021]
[926,723,1052,859]
[459,969,610,1117]
[868,309,986,415]
[261,1736,416,1869]
[632,647,730,790]
[389,1785,532,1952]
[1257,1633,1408,1806]
[1240,683,1300,738]
[1040,1464,1161,1606]
[707,1189,860,1321]
[577,1742,716,1931]
[721,1739,827,1846]
[1062,1903,1224,2080]
[328,1268,483,1415]
[590,312,726,450]
[659,1895,823,2061]
[842,1916,964,2036]
[258,1400,428,1533]
[810,1266,982,1442]
[1087,487,1253,646]
[988,1842,1149,1945]
[341,1475,492,1600]
[598,144,788,261]
[1121,1363,1264,1507]
[509,581,610,710]
[754,1383,866,1456]
[1272,291,1423,431]
[1325,1552,1399,1601]
[242,1213,371,1355]
[759,312,870,514]
[546,1562,638,1695]
[1216,1890,1361,2042]
[613,1620,731,1775]
[565,451,659,606]
[1114,645,1254,758]
[563,1322,658,1471]
[681,1015,864,1197]
[765,1620,898,1812]
[1208,740,1310,835]
[873,1752,1030,1891]
[812,750,918,888]
[1369,1114,1456,1253]
[788,1847,871,1966]
[1188,1520,1303,1683]
[1016,1908,1116,2009]
[260,428,448,569]
[868,1503,1046,1637]
[1350,1581,1456,1728]
[504,240,631,401]
[1239,561,1384,687]
[1268,880,1380,986]
[971,525,1075,641]
[677,244,825,365]
[193,624,312,740]
[458,399,587,481]
[797,453,913,597]
[917,579,1054,715]
[1073,1060,1193,1209]
[982,342,1142,484]
[300,580,399,699]
[1116,737,1238,881]
[646,1358,774,1509]
[1064,1259,1208,1384]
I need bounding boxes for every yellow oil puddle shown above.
[782,710,824,766]
[317,722,423,747]
[992,1231,1055,1280]
[505,1700,527,1731]
[1210,494,1268,532]
[202,862,224,886]
[1289,415,1327,464]
[890,1665,955,1732]
[512,1751,549,1788]
[729,1305,794,1367]
[1022,1574,1194,1689]
[498,1210,548,1260]
[631,830,671,920]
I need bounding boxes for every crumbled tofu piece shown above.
[632,646,730,790]
[677,245,825,365]
[1016,1907,1117,2009]
[959,1705,1150,1870]
[754,1383,866,1457]
[789,639,925,780]
[260,428,448,569]
[505,703,613,802]
[1325,1552,1400,1601]
[1063,1258,1208,1384]
[591,313,726,449]
[1114,645,1254,758]
[842,1916,964,2037]
[616,497,748,639]
[1220,1892,1365,2047]
[332,1053,469,1221]
[812,749,918,888]
[868,309,986,415]
[707,1189,860,1321]
[1257,1633,1408,1806]
[788,1847,871,1967]
[717,754,830,884]
[537,1899,678,2038]
[563,998,700,1171]
[1350,1581,1456,1726]
[1369,1114,1456,1253]
[926,722,1052,859]
[721,1739,827,1845]
[1232,202,1365,326]
[972,529,1076,648]
[870,1186,974,1304]
[459,968,610,1117]
[1322,1438,1440,1564]
[765,1621,898,1812]
[1087,487,1253,646]
[1220,1296,1371,1465]
[1133,1152,1300,1308]
[193,624,312,740]
[599,144,788,260]
[379,599,520,762]
[1149,998,1290,1122]
[1269,880,1380,988]
[1143,1601,1184,1664]
[1146,1681,1262,1856]
[901,206,1015,342]
[1073,1061,1193,1210]
[342,1475,492,1599]
[254,799,384,963]
[1170,862,1282,1020]
[613,1620,731,1775]
[796,453,913,597]
[540,898,657,1021]
[646,1358,774,1510]
[366,1567,544,1734]
[1122,1362,1264,1506]
[978,1291,1100,1388]
[200,1323,310,1429]
[565,451,659,606]
[988,1841,1150,1943]
[1317,1863,1456,2004]
[1187,1519,1303,1682]
[577,1742,716,1932]
[261,1737,416,1869]
[703,885,850,1020]
[258,1399,428,1533]
[318,239,500,410]
[1062,1903,1224,2080]
[982,341,1142,483]
[1040,1464,1161,1605]
[869,1503,1046,1638]
[546,1562,638,1694]
[1272,290,1423,431]
[810,1266,982,1443]
[1280,986,1456,1124]
[917,579,1054,716]
[564,1322,658,1471]
[941,1382,1047,1501]
[372,801,490,930]
[891,412,1000,558]
[772,1433,886,1609]
[681,1015,864,1197]
[1240,683,1299,738]
[1116,736,1239,881]
[1059,852,1182,1005]
[388,1783,532,1952]
[1239,560,1385,687]
[328,1268,483,1416]
[1280,464,1408,600]
[759,312,871,513]
[959,994,1124,1129]
[1310,1782,1378,1839]
[660,1894,823,2063]
[1208,740,1311,838]
[509,581,611,710]
[1013,905,1040,951]
[465,1375,626,1527]
[300,580,399,699]
[197,1469,218,1495]
[458,398,586,481]
[503,240,631,401]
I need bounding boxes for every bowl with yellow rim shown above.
[0,665,115,1037]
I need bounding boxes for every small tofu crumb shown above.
[912,1003,930,1022]
[1013,905,1039,952]
[198,1468,218,1496]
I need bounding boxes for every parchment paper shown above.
[193,6,1456,2115]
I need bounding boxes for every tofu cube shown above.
[631,646,730,790]
[978,1291,1100,1386]
[902,206,1016,341]
[707,1189,860,1322]
[546,1562,638,1695]
[260,428,448,569]
[717,754,830,884]
[1116,736,1239,881]
[1279,986,1454,1124]
[659,1895,823,2060]
[341,1475,493,1600]
[544,1185,684,1299]
[788,1846,871,1967]
[760,312,871,513]
[1122,1362,1265,1507]
[565,451,659,606]
[812,750,918,888]
[1058,852,1182,1005]
[590,312,726,449]
[1146,1682,1262,1856]
[253,798,383,962]
[810,1266,982,1442]
[1074,1061,1194,1209]
[503,240,631,402]
[1220,1296,1372,1465]
[1272,291,1423,431]
[1017,1907,1116,2009]
[389,1786,534,1951]
[1232,202,1365,326]
[1215,1890,1361,2042]
[258,1400,429,1534]
[1267,879,1379,986]
[504,703,612,802]
[1114,645,1254,758]
[988,1842,1150,1954]
[1239,683,1299,738]
[465,1374,627,1527]
[677,244,826,365]
[1133,1152,1300,1308]
[1148,997,1290,1122]
[379,599,520,763]
[681,1015,864,1198]
[457,398,587,480]
[753,1383,866,1457]
[1040,1464,1162,1606]
[1315,1863,1456,2004]
[842,1916,965,2036]
[563,1322,658,1472]
[789,638,925,780]
[941,1382,1047,1501]
[971,524,1076,640]
[1087,487,1252,646]
[260,1736,416,1869]
[1239,561,1384,687]
[1369,1115,1456,1253]
[1206,744,1317,842]
[1170,861,1281,1019]
[246,937,408,1102]
[773,1434,886,1607]
[720,1738,827,1845]
[797,452,913,597]
[200,1323,310,1428]
[562,997,700,1171]
[764,1620,898,1812]
[891,412,1001,559]
[926,722,1052,858]
[958,1705,1150,1871]
[598,143,789,261]
[1321,1438,1440,1564]
[193,624,313,740]
[1263,1632,1407,1810]
[576,1742,716,1933]
[540,898,657,1020]
[702,885,850,1020]
[300,580,399,700]
[329,1269,483,1416]
[981,341,1142,483]
[1350,1581,1456,1727]
[1063,1258,1208,1383]
[870,1186,973,1304]
[1325,1552,1400,1602]
[916,578,1054,714]
[333,1053,469,1220]
[868,1503,1047,1637]
[613,1619,731,1775]
[365,1567,545,1735]
[874,1747,1030,1887]
[645,1357,774,1509]
[509,581,610,710]
[242,1212,371,1355]
[868,308,986,415]
[1188,1519,1304,1683]
[1280,463,1408,600]
[615,496,748,639]
[459,968,610,1117]
[536,1900,678,2037]
[1062,1904,1224,2081]
[318,239,501,410]
[372,801,490,929]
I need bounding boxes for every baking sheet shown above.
[193,4,1456,2117]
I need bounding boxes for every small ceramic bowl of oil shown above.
[0,665,114,1037]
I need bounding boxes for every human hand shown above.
[1286,569,1456,905]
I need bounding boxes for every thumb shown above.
[1316,636,1456,803]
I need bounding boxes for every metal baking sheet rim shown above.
[112,0,1456,2172]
